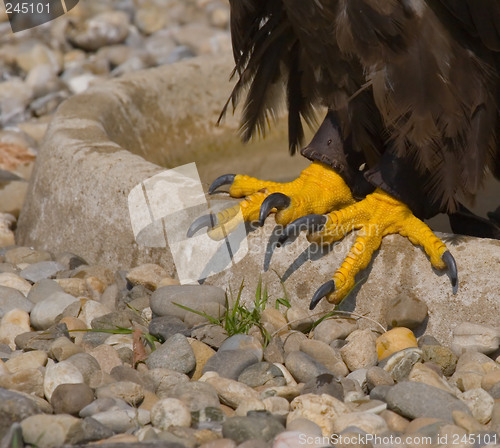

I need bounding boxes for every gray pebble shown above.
[190,324,228,349]
[285,351,331,383]
[65,352,101,385]
[145,333,196,374]
[202,349,260,380]
[149,315,190,342]
[91,408,151,433]
[162,380,220,412]
[0,285,33,318]
[0,388,41,436]
[95,380,145,407]
[79,397,131,418]
[50,382,95,415]
[29,291,78,330]
[27,278,64,304]
[222,414,285,444]
[385,381,471,421]
[366,366,394,390]
[301,373,344,400]
[238,362,286,388]
[19,261,64,283]
[263,336,285,364]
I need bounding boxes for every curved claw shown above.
[186,213,217,238]
[209,174,236,194]
[310,280,336,310]
[442,250,458,292]
[277,214,327,247]
[259,193,291,226]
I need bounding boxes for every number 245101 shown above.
[5,3,51,14]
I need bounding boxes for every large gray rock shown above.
[16,53,500,346]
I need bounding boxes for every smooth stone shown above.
[202,373,260,409]
[19,261,64,283]
[96,381,145,407]
[408,362,456,394]
[146,368,190,395]
[285,351,331,383]
[222,414,285,444]
[340,377,365,403]
[4,350,47,373]
[191,324,228,349]
[43,359,85,401]
[71,265,115,288]
[238,362,286,388]
[151,398,192,430]
[457,388,494,424]
[0,286,33,318]
[481,370,500,391]
[54,252,87,271]
[150,285,226,320]
[27,278,64,303]
[189,338,216,381]
[451,322,500,355]
[376,327,418,361]
[384,294,428,329]
[55,278,88,297]
[91,408,151,433]
[286,306,315,332]
[260,308,288,335]
[30,292,79,330]
[299,339,349,377]
[0,367,44,397]
[4,247,51,265]
[313,318,357,345]
[78,299,111,327]
[65,352,101,384]
[69,416,114,445]
[385,381,471,421]
[288,393,350,437]
[332,412,389,435]
[202,349,260,380]
[159,380,220,412]
[0,388,42,438]
[340,329,378,371]
[126,263,168,291]
[263,336,286,364]
[89,344,122,374]
[146,333,196,374]
[286,417,323,436]
[110,365,153,390]
[79,397,131,418]
[149,315,190,342]
[91,310,136,330]
[366,366,394,390]
[379,347,424,382]
[0,272,32,296]
[67,11,130,51]
[15,323,70,352]
[262,396,290,416]
[452,410,486,433]
[20,414,81,447]
[50,382,95,415]
[380,409,410,433]
[219,334,263,360]
[0,308,30,349]
[421,344,457,376]
[301,373,344,400]
[50,336,84,361]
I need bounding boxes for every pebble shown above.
[150,284,226,321]
[19,260,64,283]
[379,347,424,382]
[151,398,192,430]
[384,381,472,422]
[50,382,95,415]
[96,380,145,406]
[89,344,123,374]
[301,373,344,400]
[146,333,196,373]
[376,327,418,361]
[263,336,286,364]
[299,339,349,377]
[408,362,456,394]
[457,388,494,424]
[20,413,82,447]
[288,393,350,436]
[222,414,285,444]
[149,315,190,341]
[28,278,64,304]
[43,359,85,401]
[332,412,389,435]
[0,273,32,296]
[340,329,379,371]
[4,247,51,265]
[203,349,260,380]
[285,351,331,383]
[384,293,428,329]
[421,343,458,376]
[451,322,500,355]
[0,308,31,348]
[163,380,220,412]
[0,286,33,318]
[126,263,168,290]
[238,362,286,388]
[366,366,394,390]
[4,350,47,373]
[202,373,260,409]
[30,292,79,330]
[65,352,101,385]
[91,408,151,433]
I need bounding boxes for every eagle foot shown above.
[280,188,458,309]
[189,161,355,239]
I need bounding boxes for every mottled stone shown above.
[340,329,378,371]
[50,382,95,415]
[238,362,286,388]
[151,398,192,430]
[126,263,168,290]
[96,381,145,406]
[385,294,428,329]
[222,414,285,444]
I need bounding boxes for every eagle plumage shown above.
[221,0,500,217]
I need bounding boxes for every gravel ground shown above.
[2,2,500,448]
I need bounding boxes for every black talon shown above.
[186,213,217,237]
[209,174,236,194]
[259,193,291,226]
[442,250,458,292]
[310,280,336,310]
[277,215,327,246]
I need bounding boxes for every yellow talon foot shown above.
[191,161,356,239]
[282,189,458,308]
